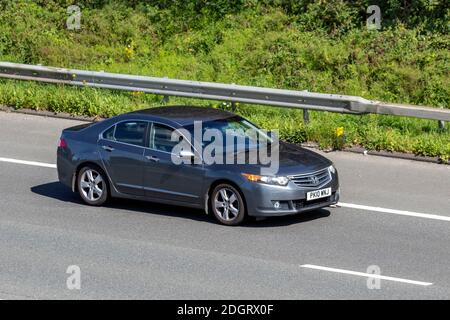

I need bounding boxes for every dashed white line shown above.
[300,264,433,286]
[338,202,450,222]
[0,157,56,169]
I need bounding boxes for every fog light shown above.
[273,201,280,209]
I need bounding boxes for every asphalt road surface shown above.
[0,111,449,299]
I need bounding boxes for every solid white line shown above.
[0,155,449,223]
[0,157,56,169]
[300,264,433,286]
[338,202,450,222]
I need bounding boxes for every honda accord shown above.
[57,106,339,225]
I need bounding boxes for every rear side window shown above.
[103,126,115,140]
[112,121,147,147]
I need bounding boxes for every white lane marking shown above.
[338,202,450,222]
[0,156,449,223]
[0,157,56,169]
[300,264,433,286]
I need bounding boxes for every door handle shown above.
[145,155,159,162]
[102,145,114,152]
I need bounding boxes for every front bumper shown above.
[241,172,339,217]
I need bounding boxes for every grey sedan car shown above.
[57,106,339,225]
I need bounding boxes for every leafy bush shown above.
[0,0,448,160]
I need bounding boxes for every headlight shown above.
[328,165,336,174]
[242,173,290,186]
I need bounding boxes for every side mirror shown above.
[268,130,279,139]
[178,150,198,164]
[179,150,195,158]
[265,130,278,143]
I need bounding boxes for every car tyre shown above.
[77,165,109,206]
[210,184,246,226]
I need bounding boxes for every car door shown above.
[143,122,204,204]
[98,120,148,196]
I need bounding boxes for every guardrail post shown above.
[163,95,170,104]
[303,109,310,124]
[301,90,310,124]
[438,107,445,130]
[231,102,237,112]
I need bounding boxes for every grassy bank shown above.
[0,1,449,160]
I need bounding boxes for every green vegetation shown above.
[0,0,449,160]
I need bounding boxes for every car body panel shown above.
[143,147,205,204]
[57,106,339,218]
[98,138,146,196]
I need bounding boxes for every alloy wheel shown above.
[80,169,104,202]
[214,187,240,221]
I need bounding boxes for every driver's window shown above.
[150,123,182,153]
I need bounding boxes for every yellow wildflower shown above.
[335,127,344,137]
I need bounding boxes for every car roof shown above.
[128,106,237,126]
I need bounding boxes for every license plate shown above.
[306,187,331,201]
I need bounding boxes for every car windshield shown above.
[185,116,272,152]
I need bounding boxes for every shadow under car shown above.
[31,181,331,227]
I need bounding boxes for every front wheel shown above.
[77,165,109,206]
[210,184,246,226]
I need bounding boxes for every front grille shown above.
[289,167,331,188]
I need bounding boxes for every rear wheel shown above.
[210,184,246,226]
[77,165,109,206]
